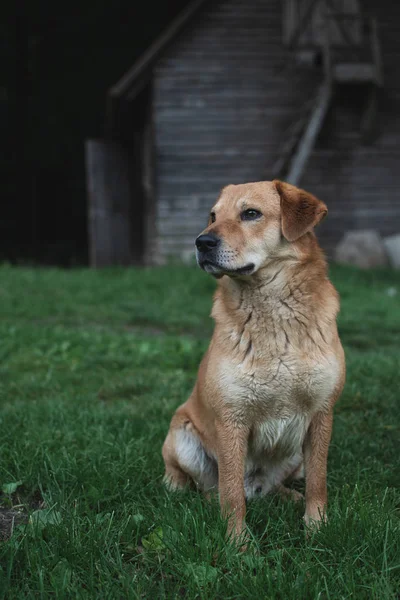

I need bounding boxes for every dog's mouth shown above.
[200,260,255,278]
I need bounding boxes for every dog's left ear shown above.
[273,180,328,242]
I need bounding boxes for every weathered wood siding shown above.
[153,0,318,262]
[153,0,400,262]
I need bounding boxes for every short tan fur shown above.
[162,180,345,544]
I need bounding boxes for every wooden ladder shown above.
[274,1,384,186]
[273,81,332,187]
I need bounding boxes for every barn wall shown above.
[152,0,318,262]
[153,0,400,262]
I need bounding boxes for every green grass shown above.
[0,263,399,599]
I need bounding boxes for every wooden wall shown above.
[152,0,318,262]
[153,0,400,262]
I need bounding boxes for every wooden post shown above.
[140,83,156,265]
[85,139,132,267]
[361,86,379,144]
[286,0,321,50]
[286,81,332,186]
[370,17,384,87]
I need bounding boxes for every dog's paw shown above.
[226,524,251,553]
[303,508,327,535]
[277,485,304,503]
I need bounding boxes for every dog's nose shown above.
[195,233,220,252]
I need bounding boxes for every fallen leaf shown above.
[183,563,218,585]
[1,481,23,495]
[141,526,165,551]
[29,508,62,532]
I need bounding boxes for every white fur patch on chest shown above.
[216,352,339,417]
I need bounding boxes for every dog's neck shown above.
[217,257,323,314]
[212,239,338,352]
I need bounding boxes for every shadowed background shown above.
[6,0,400,267]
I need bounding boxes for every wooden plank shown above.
[140,84,157,264]
[286,82,332,186]
[283,0,298,46]
[361,86,379,144]
[86,140,113,267]
[286,0,321,49]
[370,17,384,87]
[85,139,131,267]
[334,63,377,83]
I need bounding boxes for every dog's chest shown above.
[212,290,341,420]
[216,348,339,419]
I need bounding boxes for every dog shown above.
[162,180,345,544]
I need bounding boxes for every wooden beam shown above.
[287,0,321,50]
[85,140,132,267]
[361,85,379,144]
[108,0,210,100]
[370,17,384,87]
[334,63,377,83]
[272,111,310,178]
[141,85,157,264]
[286,81,332,186]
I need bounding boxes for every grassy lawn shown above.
[0,264,399,598]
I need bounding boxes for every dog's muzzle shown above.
[195,233,221,270]
[195,233,255,277]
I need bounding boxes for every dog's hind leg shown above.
[275,484,304,502]
[162,421,218,493]
[162,429,193,490]
[275,459,305,501]
[163,447,193,492]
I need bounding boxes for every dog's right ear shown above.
[273,180,327,242]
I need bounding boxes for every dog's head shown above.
[195,180,327,278]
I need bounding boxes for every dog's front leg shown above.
[303,410,333,527]
[216,421,248,544]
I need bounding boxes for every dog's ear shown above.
[273,180,327,242]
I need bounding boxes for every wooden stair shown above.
[274,82,332,186]
[274,2,384,185]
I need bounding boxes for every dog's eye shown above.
[241,209,262,221]
[210,212,216,223]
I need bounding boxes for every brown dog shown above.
[162,180,345,543]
